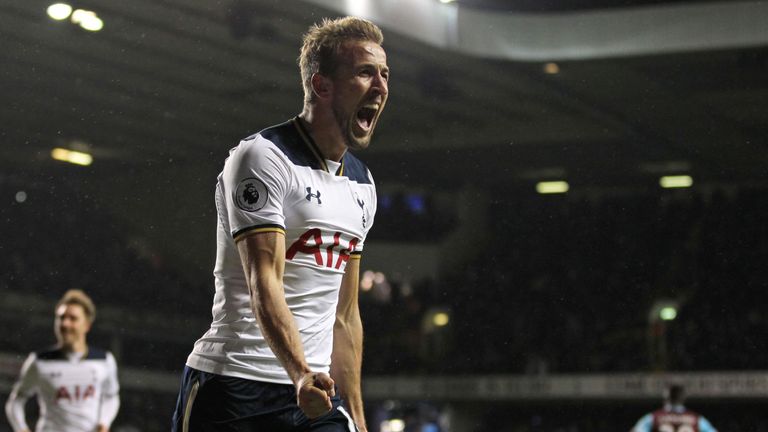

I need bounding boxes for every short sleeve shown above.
[222,137,292,240]
[699,416,718,432]
[631,413,652,432]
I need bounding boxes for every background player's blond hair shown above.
[298,16,384,105]
[56,289,96,323]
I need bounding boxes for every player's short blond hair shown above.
[298,16,384,105]
[56,289,96,323]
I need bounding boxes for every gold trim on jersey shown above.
[292,116,346,177]
[233,226,286,242]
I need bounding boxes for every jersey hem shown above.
[186,355,292,385]
[186,354,331,386]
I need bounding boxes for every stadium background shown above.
[1,0,767,430]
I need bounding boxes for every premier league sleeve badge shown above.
[234,177,269,212]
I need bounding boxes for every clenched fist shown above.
[296,372,335,419]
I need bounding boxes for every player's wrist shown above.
[293,368,316,388]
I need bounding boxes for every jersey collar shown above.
[292,116,345,176]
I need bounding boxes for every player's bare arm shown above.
[236,231,334,418]
[330,256,367,431]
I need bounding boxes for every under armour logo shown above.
[305,187,322,204]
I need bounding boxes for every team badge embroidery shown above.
[354,192,368,228]
[235,177,268,212]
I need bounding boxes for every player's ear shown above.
[311,73,332,100]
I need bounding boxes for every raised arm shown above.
[237,231,334,418]
[330,255,366,431]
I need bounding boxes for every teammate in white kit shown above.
[5,290,120,432]
[172,16,388,432]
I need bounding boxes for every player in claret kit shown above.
[5,289,120,432]
[631,384,717,432]
[172,15,389,432]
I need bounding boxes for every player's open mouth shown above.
[355,104,378,131]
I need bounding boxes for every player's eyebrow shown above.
[358,63,389,75]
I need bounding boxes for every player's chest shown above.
[37,361,104,403]
[285,169,373,235]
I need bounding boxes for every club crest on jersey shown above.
[354,192,368,228]
[305,187,322,205]
[235,177,268,212]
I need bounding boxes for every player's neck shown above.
[61,339,88,355]
[298,108,347,162]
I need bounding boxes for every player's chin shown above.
[347,131,372,150]
[348,138,370,151]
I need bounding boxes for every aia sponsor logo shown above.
[286,229,359,269]
[55,384,95,403]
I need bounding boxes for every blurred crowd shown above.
[2,179,767,431]
[0,179,209,366]
[361,186,768,375]
[3,181,766,374]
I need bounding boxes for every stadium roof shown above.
[1,0,766,189]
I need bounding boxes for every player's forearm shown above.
[251,275,312,385]
[331,312,366,429]
[239,233,311,386]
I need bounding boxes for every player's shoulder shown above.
[85,346,110,360]
[342,151,373,185]
[239,118,324,171]
[34,346,111,360]
[241,118,292,147]
[35,346,66,360]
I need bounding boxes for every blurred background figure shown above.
[4,290,120,432]
[631,384,717,432]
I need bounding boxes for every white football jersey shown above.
[187,117,377,384]
[5,347,120,432]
